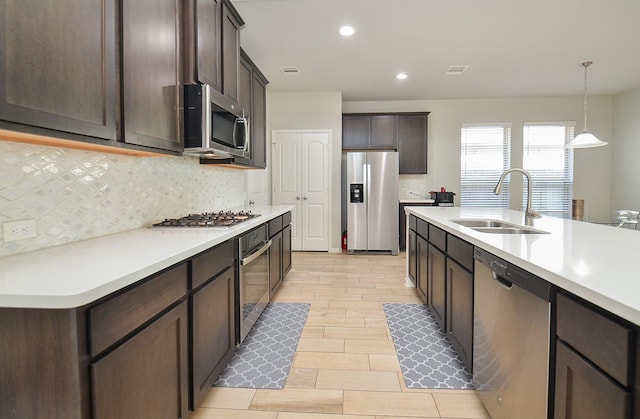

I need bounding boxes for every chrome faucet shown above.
[494,168,541,219]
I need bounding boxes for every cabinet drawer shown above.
[557,292,632,386]
[268,215,283,237]
[282,211,291,226]
[191,240,235,290]
[416,218,429,239]
[428,224,446,251]
[89,263,187,357]
[447,235,473,272]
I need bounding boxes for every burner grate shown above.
[153,210,259,228]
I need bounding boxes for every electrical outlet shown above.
[3,219,37,242]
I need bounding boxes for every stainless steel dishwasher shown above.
[473,248,553,419]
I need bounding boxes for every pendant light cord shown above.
[581,61,592,134]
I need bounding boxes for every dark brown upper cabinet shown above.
[187,0,223,90]
[0,0,117,141]
[221,0,243,102]
[240,50,268,169]
[398,113,429,174]
[342,112,429,174]
[121,0,184,153]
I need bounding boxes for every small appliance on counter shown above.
[430,188,456,207]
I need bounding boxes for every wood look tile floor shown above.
[193,252,490,419]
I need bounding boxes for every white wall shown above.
[612,86,640,210]
[344,96,614,221]
[268,91,343,251]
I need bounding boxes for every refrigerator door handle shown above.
[365,162,371,220]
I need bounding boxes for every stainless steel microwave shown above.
[183,84,249,159]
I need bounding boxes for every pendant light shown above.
[566,61,607,148]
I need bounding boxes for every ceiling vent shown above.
[280,66,301,75]
[445,65,468,75]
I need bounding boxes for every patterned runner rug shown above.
[214,302,310,389]
[383,303,473,389]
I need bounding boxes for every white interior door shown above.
[272,130,330,251]
[301,133,329,250]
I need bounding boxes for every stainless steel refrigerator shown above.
[346,151,399,255]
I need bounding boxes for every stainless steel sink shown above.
[451,219,549,234]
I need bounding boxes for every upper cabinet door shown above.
[121,0,183,152]
[0,0,117,140]
[221,1,242,102]
[342,115,370,149]
[370,115,397,148]
[193,0,222,90]
[398,113,429,174]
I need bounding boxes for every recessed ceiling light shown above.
[396,73,408,80]
[339,26,355,37]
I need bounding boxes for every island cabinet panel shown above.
[427,243,446,331]
[416,234,429,302]
[556,292,632,386]
[554,291,636,419]
[121,0,183,152]
[446,258,473,371]
[407,227,417,283]
[554,341,631,419]
[399,202,433,251]
[406,215,474,372]
[92,301,189,419]
[0,0,117,140]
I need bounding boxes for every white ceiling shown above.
[231,0,640,101]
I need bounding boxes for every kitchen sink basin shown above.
[451,219,549,234]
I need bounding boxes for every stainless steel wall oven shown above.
[236,224,271,344]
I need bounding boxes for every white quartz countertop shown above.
[399,199,435,204]
[405,206,640,326]
[0,205,293,309]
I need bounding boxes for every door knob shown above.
[303,196,308,200]
[296,196,301,200]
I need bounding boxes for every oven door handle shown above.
[240,239,272,266]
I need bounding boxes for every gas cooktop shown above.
[152,210,260,228]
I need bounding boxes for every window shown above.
[522,123,575,217]
[460,124,511,207]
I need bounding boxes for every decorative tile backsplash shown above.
[0,141,246,257]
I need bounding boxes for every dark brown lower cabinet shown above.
[191,266,235,409]
[554,341,631,419]
[446,259,473,372]
[282,224,292,276]
[269,230,283,296]
[92,301,189,419]
[408,228,417,283]
[416,234,428,302]
[427,243,446,331]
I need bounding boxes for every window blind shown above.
[460,124,511,207]
[522,123,575,217]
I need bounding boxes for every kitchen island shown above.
[405,206,640,419]
[405,206,640,325]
